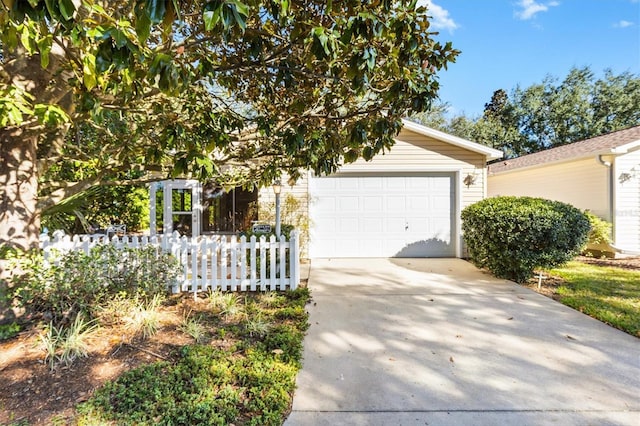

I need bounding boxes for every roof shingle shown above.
[488,126,640,175]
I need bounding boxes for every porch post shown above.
[149,183,156,236]
[273,180,282,237]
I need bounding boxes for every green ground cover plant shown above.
[76,288,310,425]
[2,242,309,425]
[539,261,640,337]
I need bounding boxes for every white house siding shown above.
[258,173,310,257]
[258,172,309,215]
[335,129,488,208]
[488,157,610,220]
[614,150,640,252]
[256,129,491,258]
[308,129,489,258]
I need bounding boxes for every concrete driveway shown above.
[285,258,640,426]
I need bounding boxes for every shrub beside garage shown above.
[461,196,591,283]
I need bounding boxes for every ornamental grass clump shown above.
[461,196,590,283]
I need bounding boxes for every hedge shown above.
[461,196,590,283]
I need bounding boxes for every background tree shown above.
[410,66,640,158]
[0,0,460,257]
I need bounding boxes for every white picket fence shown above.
[39,230,300,293]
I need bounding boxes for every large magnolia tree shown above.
[0,0,458,258]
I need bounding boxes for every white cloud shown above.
[514,0,560,20]
[417,0,459,32]
[614,20,635,28]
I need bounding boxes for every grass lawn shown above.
[541,261,640,337]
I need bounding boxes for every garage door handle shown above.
[405,222,409,231]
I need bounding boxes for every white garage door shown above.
[309,173,456,258]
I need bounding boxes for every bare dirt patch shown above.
[0,295,203,425]
[574,255,640,271]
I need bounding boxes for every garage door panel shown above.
[363,217,383,229]
[337,217,360,232]
[386,217,407,233]
[386,196,406,211]
[363,197,383,211]
[386,178,406,190]
[310,174,456,258]
[336,196,359,211]
[361,177,384,189]
[406,218,429,233]
[407,196,429,211]
[337,179,359,190]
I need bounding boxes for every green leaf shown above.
[19,24,37,55]
[82,54,97,90]
[230,0,249,17]
[108,27,129,48]
[37,34,53,68]
[58,0,75,20]
[95,41,113,73]
[231,6,246,31]
[203,9,221,31]
[146,0,167,24]
[44,0,61,20]
[34,104,70,125]
[135,10,152,42]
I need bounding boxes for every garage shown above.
[309,173,457,258]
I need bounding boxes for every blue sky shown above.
[420,0,640,117]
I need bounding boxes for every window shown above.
[202,183,258,233]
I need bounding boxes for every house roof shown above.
[401,119,504,161]
[488,125,640,175]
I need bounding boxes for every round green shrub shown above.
[461,196,590,283]
[584,211,612,246]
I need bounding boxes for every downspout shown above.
[597,155,614,222]
[597,155,622,254]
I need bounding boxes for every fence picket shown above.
[221,240,228,291]
[230,236,237,291]
[210,238,218,292]
[39,230,300,293]
[200,239,208,294]
[269,235,276,291]
[240,236,247,292]
[250,236,257,291]
[191,238,198,296]
[260,235,267,291]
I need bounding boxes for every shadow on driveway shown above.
[285,258,640,426]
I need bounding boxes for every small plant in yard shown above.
[96,293,137,326]
[39,315,98,370]
[124,294,164,339]
[7,244,179,327]
[584,211,612,246]
[0,322,20,340]
[245,313,271,338]
[210,290,244,320]
[259,291,285,308]
[76,287,311,425]
[39,323,62,371]
[178,311,207,343]
[58,315,99,366]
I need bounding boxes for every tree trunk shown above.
[0,127,40,253]
[0,44,73,277]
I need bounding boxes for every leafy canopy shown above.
[1,0,459,200]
